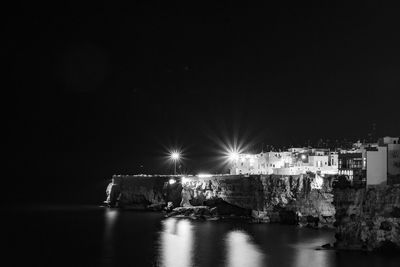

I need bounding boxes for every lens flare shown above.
[228,151,239,161]
[170,151,180,161]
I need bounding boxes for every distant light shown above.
[301,154,307,160]
[169,178,176,185]
[229,151,239,162]
[197,174,212,178]
[171,152,180,160]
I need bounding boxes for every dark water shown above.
[5,205,400,267]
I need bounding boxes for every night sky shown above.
[7,2,400,203]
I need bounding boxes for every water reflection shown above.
[225,230,266,267]
[103,209,119,264]
[293,248,333,267]
[10,207,399,267]
[291,230,335,267]
[159,218,194,267]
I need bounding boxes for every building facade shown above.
[229,137,399,185]
[379,137,400,185]
[336,136,399,185]
[230,148,338,176]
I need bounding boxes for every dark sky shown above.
[6,2,400,203]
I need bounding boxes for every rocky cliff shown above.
[105,175,182,209]
[180,174,335,227]
[333,184,400,251]
[105,174,335,227]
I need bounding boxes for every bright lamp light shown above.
[171,152,180,160]
[228,151,239,161]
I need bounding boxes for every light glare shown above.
[170,151,180,160]
[229,151,239,161]
[197,174,212,178]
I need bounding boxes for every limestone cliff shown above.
[104,174,335,227]
[179,174,335,227]
[334,185,400,251]
[105,175,182,209]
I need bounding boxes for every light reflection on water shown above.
[157,218,267,267]
[97,210,400,267]
[103,209,119,263]
[158,218,194,267]
[293,248,333,267]
[225,230,266,267]
[291,233,335,267]
[8,206,400,267]
[156,218,337,267]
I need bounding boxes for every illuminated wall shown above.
[366,146,387,185]
[308,155,329,167]
[232,150,338,176]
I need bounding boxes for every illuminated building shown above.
[338,150,366,182]
[230,148,339,176]
[337,136,400,185]
[378,137,400,185]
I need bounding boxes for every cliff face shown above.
[104,174,335,227]
[334,185,400,251]
[180,174,335,227]
[105,175,182,209]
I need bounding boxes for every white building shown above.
[378,136,400,185]
[338,136,400,186]
[230,148,338,176]
[366,146,388,185]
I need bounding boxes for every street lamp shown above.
[170,151,180,175]
[228,151,239,162]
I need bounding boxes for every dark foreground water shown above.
[5,205,400,267]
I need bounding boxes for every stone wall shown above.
[333,184,400,251]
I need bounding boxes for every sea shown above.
[5,205,400,267]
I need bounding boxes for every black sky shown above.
[6,2,400,203]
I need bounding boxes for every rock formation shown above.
[333,184,400,251]
[105,175,182,210]
[178,174,335,227]
[104,174,400,252]
[104,174,335,226]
